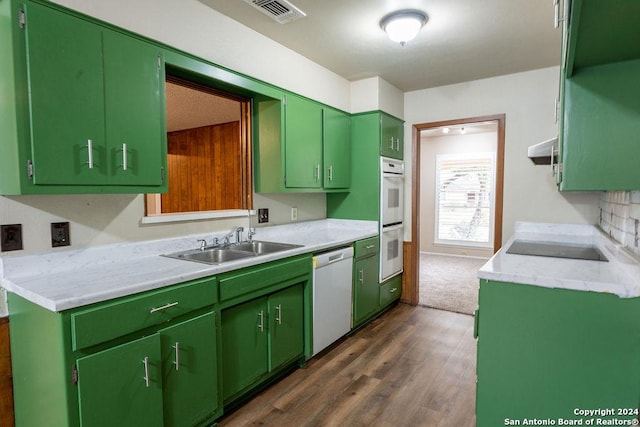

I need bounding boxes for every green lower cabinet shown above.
[221,284,304,402]
[353,254,379,326]
[268,285,304,369]
[221,297,269,400]
[379,275,401,307]
[160,311,219,427]
[476,279,640,426]
[76,334,164,427]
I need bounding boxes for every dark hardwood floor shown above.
[218,303,477,427]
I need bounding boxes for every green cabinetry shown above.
[352,237,380,327]
[379,113,404,160]
[221,285,303,401]
[475,279,640,426]
[0,0,166,194]
[557,0,640,191]
[254,93,350,192]
[8,276,220,427]
[218,254,312,404]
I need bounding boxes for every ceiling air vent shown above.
[242,0,306,24]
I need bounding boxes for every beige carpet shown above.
[419,253,487,316]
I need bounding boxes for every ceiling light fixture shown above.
[380,10,428,46]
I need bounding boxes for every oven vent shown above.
[242,0,306,24]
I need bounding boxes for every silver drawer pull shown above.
[142,356,150,388]
[389,287,398,293]
[150,301,179,313]
[276,304,282,325]
[365,244,375,249]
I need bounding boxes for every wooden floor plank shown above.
[218,303,477,427]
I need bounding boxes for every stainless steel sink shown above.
[165,248,255,264]
[163,240,302,265]
[506,240,608,262]
[232,240,302,255]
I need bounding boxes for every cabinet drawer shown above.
[219,256,311,302]
[71,277,217,351]
[354,237,378,259]
[380,275,401,307]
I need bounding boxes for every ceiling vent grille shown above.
[242,0,306,24]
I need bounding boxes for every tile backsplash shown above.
[599,191,640,257]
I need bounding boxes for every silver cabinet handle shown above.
[86,139,94,169]
[142,356,150,388]
[150,301,178,313]
[365,244,375,249]
[390,287,398,293]
[553,0,564,29]
[173,342,180,371]
[258,310,264,332]
[121,143,128,171]
[395,138,400,151]
[275,304,282,325]
[359,268,364,284]
[388,137,394,149]
[328,165,333,182]
[315,164,320,182]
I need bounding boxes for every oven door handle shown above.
[381,223,403,232]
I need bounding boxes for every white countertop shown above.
[479,222,640,298]
[0,219,377,312]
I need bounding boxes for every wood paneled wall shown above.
[162,121,242,213]
[0,318,14,427]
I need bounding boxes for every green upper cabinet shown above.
[379,113,404,160]
[323,107,351,189]
[557,0,640,191]
[0,0,167,194]
[253,93,351,193]
[284,93,323,188]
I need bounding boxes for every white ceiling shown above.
[199,0,562,92]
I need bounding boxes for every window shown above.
[435,152,495,247]
[145,77,253,221]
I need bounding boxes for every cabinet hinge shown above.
[27,160,34,180]
[161,166,165,183]
[558,162,564,173]
[282,95,286,106]
[18,9,25,29]
[72,365,78,385]
[157,55,161,70]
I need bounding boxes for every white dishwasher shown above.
[312,246,354,356]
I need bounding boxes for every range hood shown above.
[528,137,558,165]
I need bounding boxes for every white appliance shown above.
[312,246,354,356]
[380,157,405,281]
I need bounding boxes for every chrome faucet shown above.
[222,226,244,246]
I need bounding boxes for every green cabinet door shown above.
[353,254,379,326]
[25,2,107,185]
[323,108,351,189]
[380,113,404,159]
[103,30,165,186]
[76,334,163,427]
[268,284,304,369]
[160,311,218,427]
[221,297,269,400]
[284,93,323,188]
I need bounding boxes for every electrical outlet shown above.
[1,224,23,252]
[258,208,269,224]
[291,207,298,221]
[51,222,71,247]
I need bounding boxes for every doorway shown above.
[406,114,505,308]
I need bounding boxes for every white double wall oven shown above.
[380,157,404,282]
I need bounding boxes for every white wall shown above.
[351,77,404,118]
[420,131,496,257]
[405,67,601,243]
[0,0,340,255]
